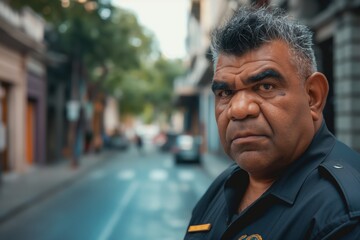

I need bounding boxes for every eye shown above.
[216,89,233,98]
[259,83,274,91]
[255,83,280,99]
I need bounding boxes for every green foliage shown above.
[107,56,186,122]
[9,0,185,119]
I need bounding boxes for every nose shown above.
[227,91,260,120]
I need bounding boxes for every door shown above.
[26,101,36,165]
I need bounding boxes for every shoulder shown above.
[285,139,360,239]
[319,140,360,218]
[311,140,360,239]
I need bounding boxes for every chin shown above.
[232,151,270,171]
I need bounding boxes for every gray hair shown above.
[211,6,317,79]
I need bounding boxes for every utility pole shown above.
[66,57,81,168]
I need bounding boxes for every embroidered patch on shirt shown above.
[188,223,212,232]
[239,234,263,240]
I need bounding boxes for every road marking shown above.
[97,181,139,240]
[149,169,168,181]
[178,170,194,181]
[117,169,135,180]
[89,170,105,180]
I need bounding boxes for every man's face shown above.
[212,40,316,180]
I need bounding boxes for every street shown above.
[0,146,213,240]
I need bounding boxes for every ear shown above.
[305,72,329,122]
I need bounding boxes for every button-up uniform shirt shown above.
[184,123,360,239]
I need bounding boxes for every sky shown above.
[113,0,189,59]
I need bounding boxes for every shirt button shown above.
[333,164,343,169]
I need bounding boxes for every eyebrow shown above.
[211,69,284,93]
[245,69,284,84]
[211,81,230,93]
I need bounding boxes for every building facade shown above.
[0,3,46,173]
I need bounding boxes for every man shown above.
[184,6,360,240]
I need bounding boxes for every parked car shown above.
[160,132,179,152]
[172,134,201,164]
[107,134,130,150]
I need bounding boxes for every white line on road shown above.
[89,170,105,180]
[97,181,139,240]
[149,169,168,181]
[117,169,136,180]
[178,170,195,181]
[149,169,168,182]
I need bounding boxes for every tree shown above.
[9,0,185,119]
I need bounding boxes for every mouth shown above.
[230,133,267,145]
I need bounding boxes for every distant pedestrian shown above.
[135,134,143,154]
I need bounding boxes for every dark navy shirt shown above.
[184,123,360,240]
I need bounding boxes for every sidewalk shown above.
[0,150,115,223]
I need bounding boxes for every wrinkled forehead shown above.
[216,41,293,68]
[212,42,306,90]
[213,41,300,78]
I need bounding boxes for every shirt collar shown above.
[269,121,336,204]
[224,167,248,216]
[223,121,336,215]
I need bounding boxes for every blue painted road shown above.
[0,147,212,240]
